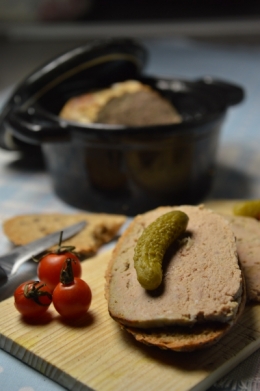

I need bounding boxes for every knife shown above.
[0,220,86,300]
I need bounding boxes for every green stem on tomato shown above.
[57,231,63,253]
[24,281,52,306]
[56,231,76,254]
[60,259,75,285]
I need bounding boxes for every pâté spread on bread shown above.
[221,213,260,302]
[59,80,182,126]
[105,205,245,351]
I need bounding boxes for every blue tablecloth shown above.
[1,37,260,391]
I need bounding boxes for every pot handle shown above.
[195,77,245,106]
[5,108,71,145]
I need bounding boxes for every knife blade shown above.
[0,220,86,289]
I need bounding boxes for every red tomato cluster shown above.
[14,233,92,320]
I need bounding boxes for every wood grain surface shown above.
[1,200,260,391]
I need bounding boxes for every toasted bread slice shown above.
[3,213,126,256]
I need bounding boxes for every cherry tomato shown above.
[37,232,82,292]
[52,259,92,319]
[14,280,52,318]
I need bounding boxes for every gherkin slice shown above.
[133,210,189,290]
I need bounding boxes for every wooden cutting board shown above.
[1,200,260,391]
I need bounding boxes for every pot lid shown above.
[0,38,147,151]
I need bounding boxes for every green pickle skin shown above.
[233,200,260,219]
[133,210,189,290]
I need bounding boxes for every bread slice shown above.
[3,213,126,256]
[220,214,260,302]
[203,201,260,302]
[105,205,246,351]
[121,290,246,352]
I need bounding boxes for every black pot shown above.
[0,38,244,215]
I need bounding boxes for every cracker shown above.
[3,213,126,256]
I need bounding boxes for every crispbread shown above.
[3,213,126,256]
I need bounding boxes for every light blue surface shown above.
[1,37,260,391]
[0,349,65,391]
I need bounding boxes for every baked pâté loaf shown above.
[105,205,246,351]
[59,80,182,126]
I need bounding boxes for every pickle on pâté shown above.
[233,200,260,220]
[133,210,189,291]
